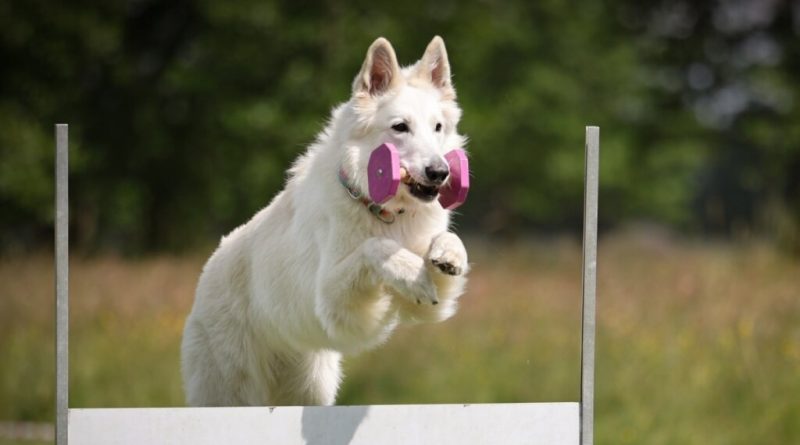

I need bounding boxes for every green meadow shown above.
[2,233,799,444]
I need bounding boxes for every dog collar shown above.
[337,168,398,224]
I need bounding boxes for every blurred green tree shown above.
[0,0,797,253]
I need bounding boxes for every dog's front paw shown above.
[392,267,439,306]
[427,232,468,276]
[365,237,439,305]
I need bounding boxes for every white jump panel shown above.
[69,403,579,445]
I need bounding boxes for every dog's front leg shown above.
[315,237,437,351]
[398,231,469,323]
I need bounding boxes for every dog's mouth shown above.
[405,177,440,202]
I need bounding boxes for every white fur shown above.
[181,36,469,406]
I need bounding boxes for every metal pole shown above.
[55,124,69,445]
[580,126,599,445]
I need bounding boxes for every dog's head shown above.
[346,36,465,208]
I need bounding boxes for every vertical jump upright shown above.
[55,124,69,445]
[581,126,599,445]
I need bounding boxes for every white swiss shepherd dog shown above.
[181,36,469,406]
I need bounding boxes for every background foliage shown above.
[2,0,799,253]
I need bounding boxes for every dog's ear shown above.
[417,36,455,99]
[353,37,401,97]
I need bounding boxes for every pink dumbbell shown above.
[367,143,470,209]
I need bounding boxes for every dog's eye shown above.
[391,122,410,133]
[435,123,443,132]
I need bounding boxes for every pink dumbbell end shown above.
[367,143,401,204]
[439,148,470,210]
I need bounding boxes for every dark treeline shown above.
[1,0,799,253]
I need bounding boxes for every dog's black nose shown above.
[425,165,449,185]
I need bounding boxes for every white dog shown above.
[181,36,469,406]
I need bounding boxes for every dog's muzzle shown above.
[404,176,441,202]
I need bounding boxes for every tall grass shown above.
[1,233,798,444]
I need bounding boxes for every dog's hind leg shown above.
[266,350,342,405]
[182,317,248,406]
[182,310,269,406]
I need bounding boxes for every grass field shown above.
[1,232,799,444]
